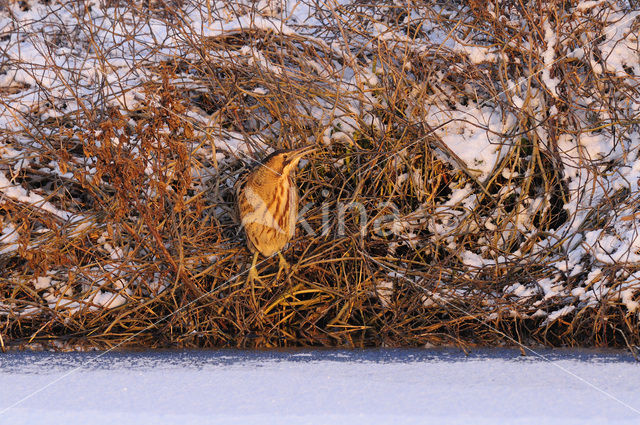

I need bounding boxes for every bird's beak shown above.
[294,145,317,156]
[289,145,317,163]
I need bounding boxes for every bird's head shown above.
[262,145,316,177]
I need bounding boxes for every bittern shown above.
[236,145,316,283]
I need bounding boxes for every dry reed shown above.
[0,0,639,351]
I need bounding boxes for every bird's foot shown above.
[276,252,290,280]
[245,253,264,308]
[246,266,262,285]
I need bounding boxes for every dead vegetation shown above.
[0,0,639,351]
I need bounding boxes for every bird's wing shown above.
[233,170,250,227]
[239,184,286,234]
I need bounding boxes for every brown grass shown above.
[0,0,639,351]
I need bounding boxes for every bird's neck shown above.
[254,168,290,190]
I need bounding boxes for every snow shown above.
[576,1,607,12]
[374,280,394,307]
[427,105,510,180]
[0,171,73,222]
[461,250,487,267]
[545,305,576,323]
[207,14,297,37]
[32,276,52,290]
[455,44,499,64]
[0,221,19,254]
[620,289,639,313]
[0,349,639,425]
[541,21,560,97]
[596,10,640,77]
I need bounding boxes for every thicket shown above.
[0,0,639,351]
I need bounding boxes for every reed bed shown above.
[0,0,639,351]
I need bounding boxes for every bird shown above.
[235,145,316,285]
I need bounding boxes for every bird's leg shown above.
[247,251,260,281]
[276,252,290,280]
[246,252,262,307]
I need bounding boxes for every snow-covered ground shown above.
[0,349,638,424]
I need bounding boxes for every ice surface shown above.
[0,349,639,425]
[1,0,640,329]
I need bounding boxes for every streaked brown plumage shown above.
[236,145,315,282]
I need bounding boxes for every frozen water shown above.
[0,348,638,424]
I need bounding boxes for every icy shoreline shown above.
[1,349,638,424]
